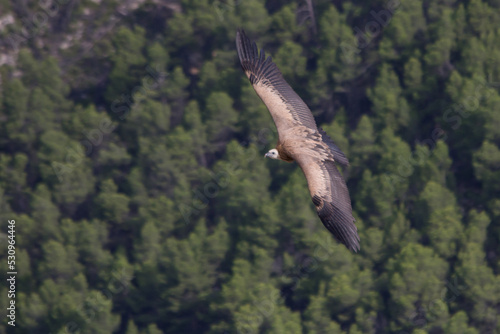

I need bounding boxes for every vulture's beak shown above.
[264,153,269,158]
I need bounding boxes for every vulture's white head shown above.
[265,149,279,160]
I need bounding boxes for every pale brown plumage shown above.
[236,30,360,252]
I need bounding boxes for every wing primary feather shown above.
[258,46,265,64]
[318,202,360,252]
[261,57,276,77]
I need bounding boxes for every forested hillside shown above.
[0,0,499,333]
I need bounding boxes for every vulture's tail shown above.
[318,128,349,166]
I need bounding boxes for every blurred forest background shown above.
[0,0,499,333]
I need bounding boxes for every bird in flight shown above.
[236,30,360,252]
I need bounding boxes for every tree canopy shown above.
[0,0,499,333]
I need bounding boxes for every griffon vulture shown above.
[236,30,360,252]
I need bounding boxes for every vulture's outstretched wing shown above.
[236,29,317,137]
[296,154,359,252]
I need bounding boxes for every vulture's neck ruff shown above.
[276,143,294,162]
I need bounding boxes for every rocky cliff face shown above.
[0,0,179,70]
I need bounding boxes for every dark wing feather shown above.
[236,29,317,133]
[318,160,359,251]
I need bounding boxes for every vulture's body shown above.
[236,30,360,252]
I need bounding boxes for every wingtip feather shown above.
[317,201,360,253]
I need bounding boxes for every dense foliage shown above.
[0,0,499,333]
